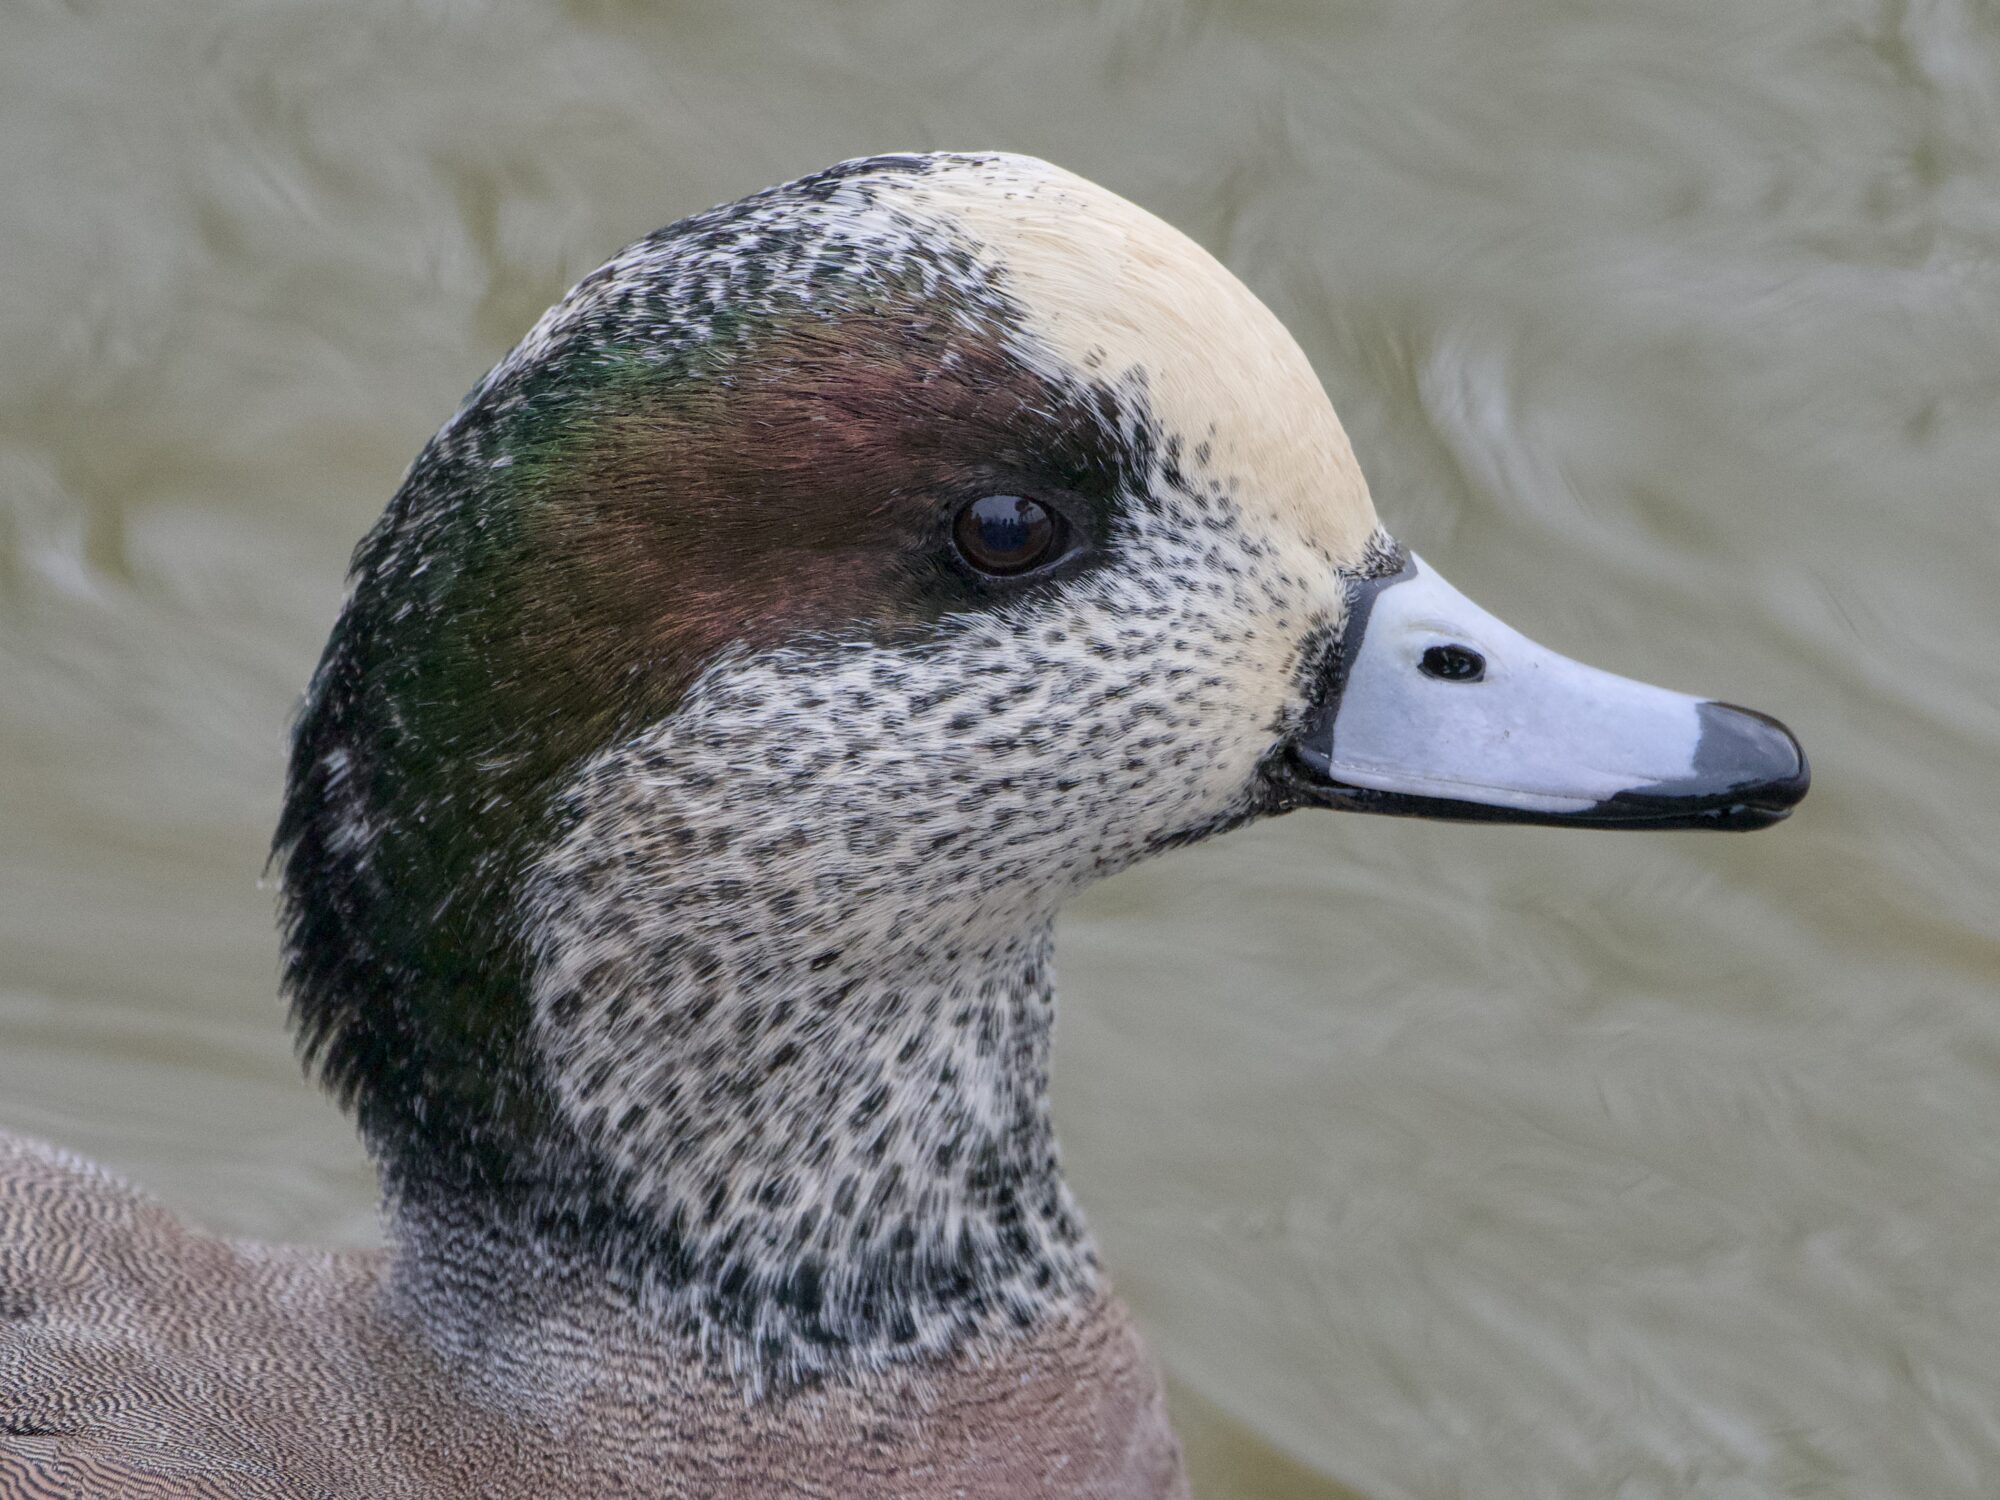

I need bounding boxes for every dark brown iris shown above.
[1420,643,1486,682]
[953,494,1063,577]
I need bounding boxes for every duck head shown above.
[276,153,1805,1382]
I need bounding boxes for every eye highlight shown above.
[952,494,1066,578]
[1420,643,1486,682]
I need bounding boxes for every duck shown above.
[0,152,1807,1499]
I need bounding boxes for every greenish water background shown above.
[3,2,1998,1495]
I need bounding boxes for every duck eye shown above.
[1420,643,1486,682]
[953,494,1064,577]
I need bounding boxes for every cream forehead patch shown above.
[899,153,1379,568]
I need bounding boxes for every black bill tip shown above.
[1592,701,1810,831]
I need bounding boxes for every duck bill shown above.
[1282,552,1809,831]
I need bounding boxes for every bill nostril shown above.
[1419,644,1485,682]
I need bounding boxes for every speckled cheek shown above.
[508,479,1358,1382]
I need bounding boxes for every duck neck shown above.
[386,905,1101,1390]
